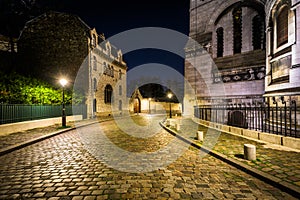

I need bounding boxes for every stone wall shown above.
[185,0,266,110]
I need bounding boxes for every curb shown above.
[0,120,101,156]
[159,121,300,199]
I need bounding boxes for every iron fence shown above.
[0,104,87,125]
[194,97,299,138]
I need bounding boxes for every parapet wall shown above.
[0,115,82,135]
[197,119,300,150]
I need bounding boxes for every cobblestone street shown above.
[0,116,297,199]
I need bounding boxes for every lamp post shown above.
[148,98,151,114]
[59,78,68,127]
[167,93,173,118]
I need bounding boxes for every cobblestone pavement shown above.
[171,118,300,189]
[0,125,60,150]
[0,117,107,150]
[0,115,296,199]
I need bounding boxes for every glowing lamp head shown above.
[59,79,68,87]
[167,93,173,99]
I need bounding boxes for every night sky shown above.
[56,0,190,75]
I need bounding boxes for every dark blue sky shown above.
[60,0,190,75]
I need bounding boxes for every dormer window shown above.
[93,56,97,70]
[91,34,97,47]
[106,43,111,55]
[117,50,123,62]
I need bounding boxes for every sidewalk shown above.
[0,117,113,154]
[162,118,300,197]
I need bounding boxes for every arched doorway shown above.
[134,98,141,113]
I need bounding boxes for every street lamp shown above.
[167,93,173,118]
[148,98,152,114]
[59,78,68,127]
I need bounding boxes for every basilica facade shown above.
[184,0,300,111]
[184,0,300,133]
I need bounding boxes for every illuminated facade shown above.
[88,30,127,118]
[18,11,127,118]
[185,0,266,114]
[185,0,300,114]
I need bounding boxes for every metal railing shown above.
[194,97,299,138]
[0,104,87,125]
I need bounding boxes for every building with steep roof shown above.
[18,11,127,118]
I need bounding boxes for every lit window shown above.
[92,34,97,47]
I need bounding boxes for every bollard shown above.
[166,119,170,126]
[175,123,181,131]
[197,131,204,141]
[244,144,256,161]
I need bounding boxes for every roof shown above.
[19,11,91,40]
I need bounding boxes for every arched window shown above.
[93,56,97,70]
[119,85,122,95]
[277,6,288,47]
[106,44,111,55]
[92,35,96,47]
[104,64,109,75]
[93,78,97,91]
[252,15,264,50]
[233,7,242,54]
[104,84,113,104]
[103,62,107,74]
[216,27,224,57]
[119,70,122,80]
[93,99,97,112]
[119,100,122,111]
[111,66,114,77]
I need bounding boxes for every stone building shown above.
[17,11,127,118]
[185,0,267,114]
[129,88,182,115]
[185,0,300,130]
[88,30,127,118]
